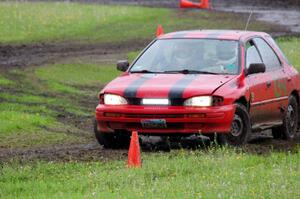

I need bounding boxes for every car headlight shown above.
[104,94,128,105]
[184,96,213,107]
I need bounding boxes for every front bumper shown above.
[95,104,236,134]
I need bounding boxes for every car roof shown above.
[159,30,269,41]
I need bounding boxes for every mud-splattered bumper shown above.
[95,104,236,134]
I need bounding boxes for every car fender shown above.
[213,74,250,107]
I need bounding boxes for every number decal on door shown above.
[274,80,287,97]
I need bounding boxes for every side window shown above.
[246,40,263,69]
[266,36,289,64]
[253,38,281,70]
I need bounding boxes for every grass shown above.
[0,124,83,149]
[0,69,95,148]
[0,2,277,44]
[0,74,12,85]
[0,63,119,148]
[0,100,86,148]
[0,104,69,148]
[0,95,56,136]
[127,51,141,63]
[0,64,108,148]
[35,63,120,87]
[1,148,299,198]
[0,92,89,116]
[277,37,300,70]
[0,110,54,135]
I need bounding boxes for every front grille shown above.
[127,98,184,106]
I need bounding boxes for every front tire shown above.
[217,103,251,146]
[93,120,130,149]
[272,95,298,140]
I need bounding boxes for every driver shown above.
[171,41,203,70]
[216,42,238,73]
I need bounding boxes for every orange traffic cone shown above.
[127,131,141,168]
[180,0,211,9]
[180,0,201,8]
[156,25,164,37]
[199,0,210,9]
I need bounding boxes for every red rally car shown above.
[95,30,300,148]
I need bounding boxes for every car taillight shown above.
[99,93,104,104]
[212,96,224,106]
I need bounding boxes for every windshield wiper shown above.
[130,70,161,74]
[163,69,218,75]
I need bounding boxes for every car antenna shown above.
[244,10,253,31]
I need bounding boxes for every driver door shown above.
[245,38,283,127]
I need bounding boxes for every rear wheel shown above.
[93,120,130,149]
[272,95,298,140]
[217,103,251,146]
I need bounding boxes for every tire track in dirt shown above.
[0,40,149,69]
[1,131,299,163]
[0,142,128,163]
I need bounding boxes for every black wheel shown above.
[93,120,130,149]
[217,103,251,146]
[272,96,298,140]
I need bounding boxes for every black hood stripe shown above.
[124,74,153,98]
[168,75,196,99]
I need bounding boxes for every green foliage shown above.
[1,148,300,198]
[0,2,275,44]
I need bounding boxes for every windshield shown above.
[130,39,239,75]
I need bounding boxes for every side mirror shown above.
[247,63,266,75]
[117,60,129,72]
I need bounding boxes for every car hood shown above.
[102,73,236,99]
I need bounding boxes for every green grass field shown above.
[1,148,300,198]
[0,2,277,44]
[278,37,300,70]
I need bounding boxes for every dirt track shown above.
[0,40,149,69]
[1,131,299,163]
[0,1,300,162]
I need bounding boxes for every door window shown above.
[246,41,263,69]
[253,38,281,70]
[265,36,289,64]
